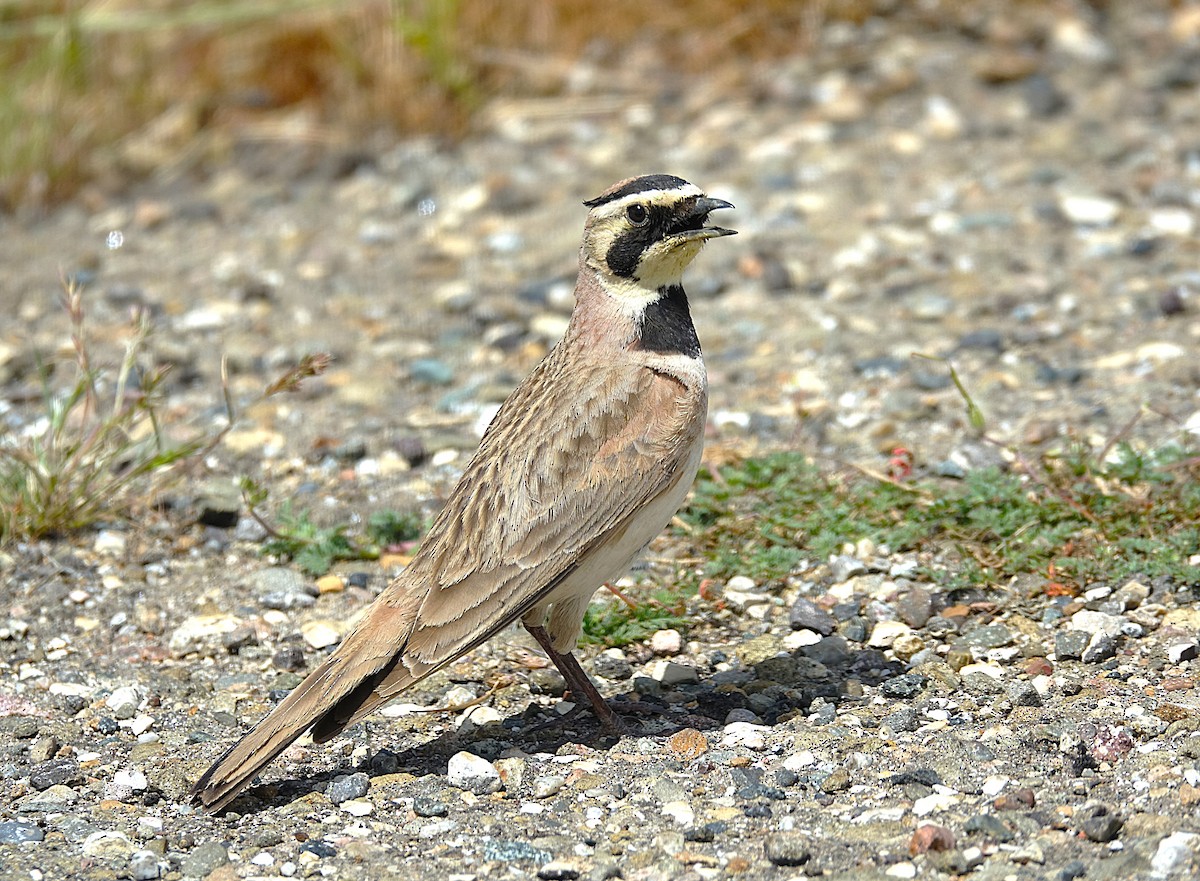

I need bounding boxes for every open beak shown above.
[668,196,737,242]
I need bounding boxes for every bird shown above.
[189,173,736,812]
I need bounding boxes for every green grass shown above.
[0,279,330,543]
[678,441,1200,592]
[248,489,425,576]
[581,586,689,647]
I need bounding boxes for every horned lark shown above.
[190,173,735,811]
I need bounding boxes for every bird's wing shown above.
[332,354,704,719]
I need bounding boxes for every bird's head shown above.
[581,174,736,306]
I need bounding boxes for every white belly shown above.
[528,437,704,652]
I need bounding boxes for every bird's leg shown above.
[524,624,624,734]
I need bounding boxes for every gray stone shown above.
[960,624,1012,649]
[483,839,551,863]
[829,555,868,582]
[413,795,448,817]
[591,651,633,680]
[789,598,835,635]
[1055,631,1089,661]
[1081,632,1117,664]
[764,831,811,867]
[29,758,80,790]
[181,841,229,878]
[16,784,77,812]
[1167,641,1199,664]
[194,481,241,528]
[81,830,135,859]
[1077,804,1123,843]
[251,567,317,610]
[326,772,369,804]
[131,850,161,881]
[1007,681,1042,707]
[447,751,502,795]
[0,821,43,843]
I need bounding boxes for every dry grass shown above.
[0,0,880,211]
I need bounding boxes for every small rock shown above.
[592,649,633,680]
[194,482,241,528]
[1168,641,1199,664]
[909,824,956,855]
[1058,191,1120,226]
[1054,631,1090,661]
[94,530,127,555]
[722,722,769,750]
[301,620,342,650]
[326,772,369,804]
[1150,832,1199,878]
[960,624,1011,649]
[17,784,77,812]
[1077,803,1123,842]
[82,830,135,859]
[130,850,161,881]
[106,685,144,720]
[315,575,345,595]
[650,660,699,686]
[0,821,43,843]
[820,768,851,793]
[868,620,912,648]
[413,796,449,817]
[341,799,373,816]
[532,775,566,799]
[1081,632,1117,664]
[789,598,835,635]
[667,728,709,760]
[168,614,241,655]
[829,555,868,582]
[1068,609,1126,638]
[649,628,682,655]
[181,841,229,877]
[29,758,80,790]
[252,567,317,610]
[28,735,59,764]
[537,861,581,880]
[447,751,502,795]
[764,832,810,867]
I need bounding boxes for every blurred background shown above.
[1,0,1137,213]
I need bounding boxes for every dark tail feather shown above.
[188,651,394,812]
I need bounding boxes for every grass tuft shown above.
[0,277,330,543]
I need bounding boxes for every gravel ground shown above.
[2,3,1200,880]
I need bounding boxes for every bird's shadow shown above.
[219,635,906,814]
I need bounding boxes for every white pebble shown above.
[341,799,374,817]
[783,629,823,650]
[446,751,502,795]
[649,628,682,655]
[93,530,127,555]
[721,721,770,750]
[301,620,342,650]
[1058,192,1120,226]
[885,862,917,879]
[661,800,695,827]
[113,769,148,791]
[868,620,912,649]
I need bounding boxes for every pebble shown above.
[537,861,581,880]
[17,785,77,812]
[326,772,369,804]
[341,799,373,817]
[413,796,449,817]
[650,660,699,686]
[1167,641,1198,664]
[649,628,682,655]
[532,775,566,799]
[591,649,632,680]
[1068,609,1127,638]
[789,598,835,635]
[763,832,810,867]
[167,613,241,655]
[722,722,769,750]
[301,620,342,650]
[447,751,502,794]
[93,529,128,555]
[106,685,143,720]
[1077,803,1123,842]
[81,830,135,859]
[1054,631,1090,661]
[0,821,44,843]
[181,841,229,877]
[1059,191,1121,225]
[29,758,80,790]
[1150,832,1199,877]
[252,567,318,610]
[868,620,912,648]
[130,850,161,881]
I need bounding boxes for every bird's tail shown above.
[188,605,415,812]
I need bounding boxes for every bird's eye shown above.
[626,204,648,226]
